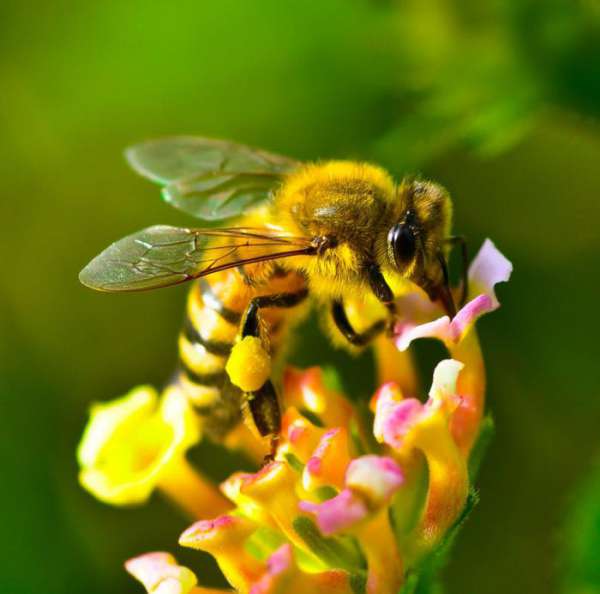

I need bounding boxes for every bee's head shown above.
[382,179,455,310]
[384,179,452,270]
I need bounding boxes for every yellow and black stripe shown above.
[175,265,308,441]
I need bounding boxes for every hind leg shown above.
[246,379,281,461]
[227,289,308,460]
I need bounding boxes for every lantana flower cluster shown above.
[77,240,511,594]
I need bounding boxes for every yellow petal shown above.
[77,385,201,506]
[77,385,157,469]
[180,515,262,592]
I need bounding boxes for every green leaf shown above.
[283,452,305,473]
[560,461,600,593]
[292,516,366,574]
[245,526,286,561]
[322,365,345,393]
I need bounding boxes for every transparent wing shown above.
[125,137,300,221]
[79,225,315,292]
[125,136,298,184]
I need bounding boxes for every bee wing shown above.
[79,225,315,292]
[125,137,300,221]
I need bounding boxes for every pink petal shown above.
[447,294,493,341]
[345,456,404,504]
[394,239,512,349]
[372,383,402,442]
[374,395,423,449]
[178,514,248,549]
[249,544,294,594]
[125,552,197,594]
[468,238,513,308]
[394,316,451,351]
[305,429,339,477]
[299,489,368,535]
[267,543,293,575]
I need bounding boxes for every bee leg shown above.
[237,289,309,462]
[241,289,309,338]
[246,379,281,463]
[331,300,386,347]
[366,262,394,304]
[365,262,398,335]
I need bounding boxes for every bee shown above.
[80,137,466,457]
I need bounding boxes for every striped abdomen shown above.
[176,265,308,440]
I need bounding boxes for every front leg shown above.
[226,289,308,459]
[366,262,394,304]
[331,264,397,347]
[331,300,386,347]
[366,262,398,335]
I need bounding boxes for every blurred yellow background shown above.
[1,1,599,593]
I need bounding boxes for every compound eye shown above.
[388,223,416,268]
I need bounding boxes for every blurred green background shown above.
[1,1,599,593]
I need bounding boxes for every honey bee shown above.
[80,137,466,456]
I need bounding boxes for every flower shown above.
[372,361,469,561]
[78,239,511,593]
[393,239,512,455]
[125,552,228,594]
[299,455,404,535]
[77,385,229,516]
[393,239,512,351]
[171,358,475,594]
[125,552,198,594]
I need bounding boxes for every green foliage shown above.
[283,451,305,473]
[560,461,600,594]
[292,516,366,574]
[244,526,286,562]
[373,0,600,171]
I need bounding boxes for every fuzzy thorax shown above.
[275,161,395,299]
[272,161,453,300]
